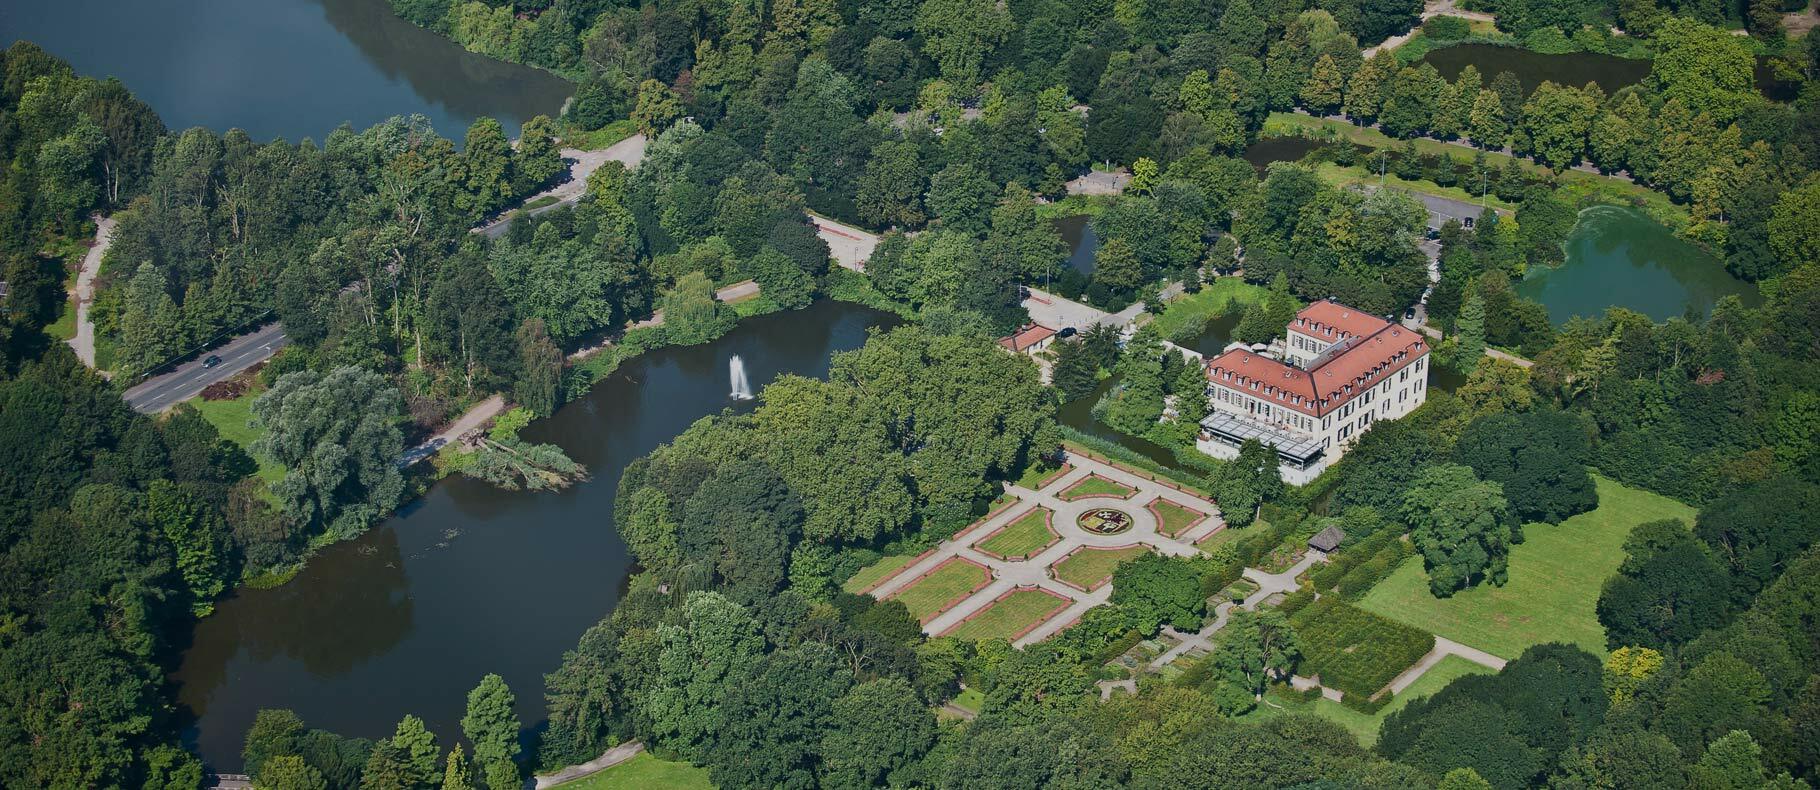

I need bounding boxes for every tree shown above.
[388,715,438,789]
[1209,609,1301,699]
[1596,520,1731,649]
[1436,768,1494,790]
[856,139,924,228]
[925,163,997,236]
[643,591,766,757]
[631,79,684,135]
[1049,339,1100,402]
[1093,237,1145,295]
[460,674,520,790]
[1694,478,1820,607]
[252,366,405,540]
[361,738,412,790]
[1209,439,1282,527]
[748,246,815,310]
[459,117,515,217]
[514,319,562,418]
[1301,54,1345,114]
[984,184,1067,283]
[244,709,306,779]
[705,643,852,789]
[659,271,729,345]
[1454,409,1596,524]
[1110,553,1206,631]
[1453,287,1486,372]
[1401,464,1518,596]
[1651,18,1757,125]
[1602,646,1664,706]
[1768,180,1820,275]
[256,755,327,790]
[821,677,936,789]
[913,0,1013,86]
[512,115,565,194]
[145,480,226,614]
[441,746,474,790]
[1467,89,1508,149]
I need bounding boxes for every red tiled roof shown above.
[1206,303,1427,417]
[998,324,1056,353]
[1291,299,1391,341]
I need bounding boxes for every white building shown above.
[1197,300,1430,485]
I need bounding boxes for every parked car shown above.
[1057,327,1078,339]
[202,355,222,369]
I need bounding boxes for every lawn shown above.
[843,554,915,594]
[1149,278,1270,340]
[888,558,992,622]
[1148,498,1209,538]
[1262,112,1688,228]
[1196,526,1240,551]
[976,508,1058,560]
[1357,475,1695,659]
[1311,162,1520,214]
[1249,655,1495,746]
[1052,545,1150,591]
[552,752,712,790]
[1015,460,1072,491]
[191,392,285,489]
[950,687,985,714]
[1059,474,1136,501]
[943,588,1070,641]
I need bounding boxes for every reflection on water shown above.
[1244,136,1326,173]
[0,0,572,143]
[1053,215,1100,276]
[173,302,898,769]
[1420,44,1651,96]
[1517,206,1759,325]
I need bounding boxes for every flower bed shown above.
[888,556,994,623]
[1051,545,1151,592]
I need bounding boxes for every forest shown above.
[0,0,1816,782]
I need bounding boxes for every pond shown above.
[1053,215,1100,276]
[171,302,900,770]
[1244,136,1328,172]
[1517,205,1760,326]
[1420,44,1651,96]
[1057,376,1183,469]
[0,0,574,143]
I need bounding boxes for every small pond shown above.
[1420,44,1652,95]
[1517,205,1760,325]
[1053,214,1101,276]
[1244,136,1329,172]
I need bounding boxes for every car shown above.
[1424,227,1440,240]
[1057,327,1078,339]
[1403,307,1417,320]
[201,355,222,369]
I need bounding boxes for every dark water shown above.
[0,0,573,143]
[1184,309,1244,356]
[1420,44,1651,95]
[1054,215,1100,275]
[1057,377,1181,469]
[1244,136,1327,172]
[173,302,898,769]
[1517,206,1759,326]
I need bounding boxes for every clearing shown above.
[551,752,710,790]
[1357,475,1695,659]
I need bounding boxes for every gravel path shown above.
[69,214,114,371]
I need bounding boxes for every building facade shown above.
[1197,300,1430,485]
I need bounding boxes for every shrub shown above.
[1423,15,1472,40]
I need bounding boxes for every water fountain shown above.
[729,354,753,400]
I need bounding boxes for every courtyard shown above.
[866,450,1226,646]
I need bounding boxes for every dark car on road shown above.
[202,354,222,369]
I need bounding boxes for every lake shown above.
[1517,205,1760,325]
[0,0,574,143]
[171,302,899,770]
[1420,44,1651,95]
[1054,215,1101,276]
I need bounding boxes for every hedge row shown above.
[1307,531,1415,600]
[1287,596,1433,701]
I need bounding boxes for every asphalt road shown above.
[122,323,289,413]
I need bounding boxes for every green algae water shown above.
[1517,206,1760,326]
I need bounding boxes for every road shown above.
[808,213,877,272]
[122,323,289,413]
[69,214,114,371]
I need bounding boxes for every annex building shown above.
[1197,300,1430,485]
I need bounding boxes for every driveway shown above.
[809,213,877,272]
[122,323,289,413]
[477,134,648,239]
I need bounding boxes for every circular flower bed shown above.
[1077,508,1134,535]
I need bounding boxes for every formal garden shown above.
[1058,474,1138,501]
[1147,498,1209,538]
[941,588,1074,642]
[1052,545,1152,592]
[975,507,1060,560]
[887,557,993,623]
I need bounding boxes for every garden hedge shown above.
[1288,596,1433,701]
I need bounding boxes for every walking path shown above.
[534,741,645,789]
[1147,551,1328,669]
[808,213,877,272]
[1385,636,1507,694]
[1022,287,1148,336]
[399,395,504,467]
[69,214,113,371]
[1066,169,1131,196]
[477,134,648,238]
[866,451,1226,647]
[1362,0,1494,58]
[1417,325,1534,368]
[1097,678,1137,700]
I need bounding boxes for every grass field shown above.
[976,508,1058,559]
[1060,475,1136,501]
[552,752,712,790]
[1196,527,1241,551]
[889,558,991,622]
[1311,161,1520,214]
[1014,461,1070,490]
[943,589,1069,641]
[1249,655,1495,746]
[190,392,285,490]
[1357,475,1695,659]
[1052,545,1150,590]
[1149,278,1270,340]
[843,554,915,594]
[1263,112,1688,228]
[1149,499,1208,538]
